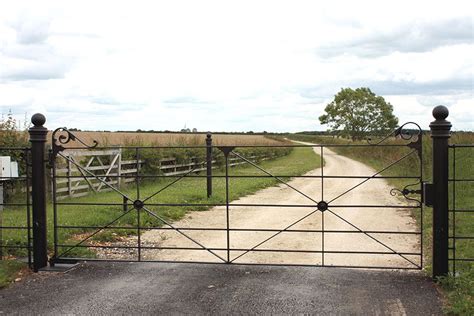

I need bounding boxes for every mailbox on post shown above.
[0,155,20,207]
[0,156,19,179]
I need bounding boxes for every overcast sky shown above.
[0,0,473,132]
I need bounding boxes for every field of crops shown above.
[46,131,284,147]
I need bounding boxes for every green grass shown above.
[287,132,474,314]
[1,146,320,262]
[0,260,26,288]
[439,270,474,314]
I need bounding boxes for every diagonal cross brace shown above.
[141,206,227,263]
[228,150,421,268]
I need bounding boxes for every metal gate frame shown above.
[45,124,424,271]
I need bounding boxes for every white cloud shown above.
[0,0,472,132]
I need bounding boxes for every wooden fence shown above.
[54,149,272,200]
[54,149,144,199]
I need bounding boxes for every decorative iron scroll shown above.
[390,181,422,204]
[367,122,423,160]
[367,122,422,145]
[51,127,99,155]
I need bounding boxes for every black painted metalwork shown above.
[390,181,423,204]
[46,120,425,271]
[51,127,98,156]
[448,143,474,276]
[430,105,452,278]
[0,147,32,269]
[206,133,212,198]
[29,113,48,271]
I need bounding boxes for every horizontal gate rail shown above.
[52,174,421,179]
[55,226,422,234]
[55,202,421,209]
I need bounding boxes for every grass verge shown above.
[0,260,26,289]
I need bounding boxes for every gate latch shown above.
[423,182,433,207]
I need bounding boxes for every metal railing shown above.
[0,147,32,268]
[449,144,474,275]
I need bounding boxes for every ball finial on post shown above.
[31,113,46,127]
[432,105,449,121]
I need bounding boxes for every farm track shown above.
[100,143,420,268]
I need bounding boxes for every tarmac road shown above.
[0,262,443,315]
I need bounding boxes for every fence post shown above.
[117,148,122,189]
[67,158,72,197]
[430,105,452,279]
[206,133,212,198]
[28,113,49,272]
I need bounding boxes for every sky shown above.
[0,0,473,132]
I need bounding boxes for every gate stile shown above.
[47,122,425,270]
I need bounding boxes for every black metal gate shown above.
[47,122,424,270]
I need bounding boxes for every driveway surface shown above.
[0,262,443,315]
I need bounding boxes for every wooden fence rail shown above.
[54,149,144,199]
[54,149,271,200]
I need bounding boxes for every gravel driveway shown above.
[0,262,442,315]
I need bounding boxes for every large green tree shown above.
[319,87,398,140]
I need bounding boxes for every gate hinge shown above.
[423,182,434,207]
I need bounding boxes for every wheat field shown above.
[47,131,284,147]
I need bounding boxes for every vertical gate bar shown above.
[452,145,456,275]
[0,181,3,260]
[137,207,141,262]
[25,148,32,268]
[28,113,48,272]
[429,105,452,279]
[117,148,122,189]
[67,158,72,197]
[123,196,128,213]
[225,153,230,263]
[52,150,59,264]
[206,133,212,198]
[321,146,324,266]
[136,148,140,200]
[420,134,424,269]
[136,147,141,262]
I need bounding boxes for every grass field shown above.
[287,131,474,314]
[0,145,320,287]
